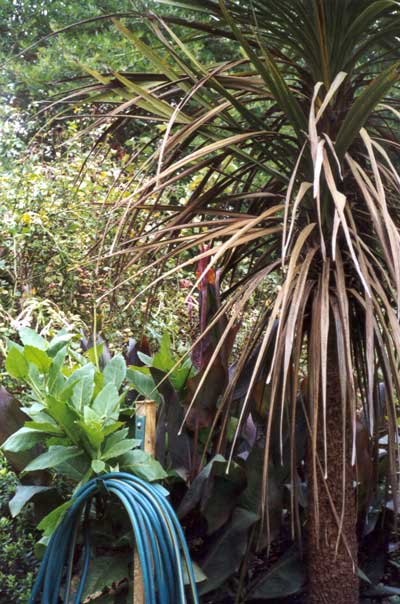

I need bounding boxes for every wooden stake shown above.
[133,400,157,604]
[135,400,157,456]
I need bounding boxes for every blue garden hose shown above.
[29,472,199,604]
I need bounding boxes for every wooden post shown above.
[135,400,157,457]
[133,400,157,604]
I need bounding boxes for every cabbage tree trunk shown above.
[307,327,359,603]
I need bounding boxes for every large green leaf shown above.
[48,347,67,395]
[103,427,129,449]
[91,459,106,473]
[5,346,29,379]
[2,427,46,453]
[246,548,305,600]
[47,331,73,357]
[101,438,139,461]
[61,363,95,400]
[23,445,82,472]
[150,333,194,392]
[9,484,53,517]
[126,367,161,404]
[103,354,126,389]
[46,396,81,444]
[23,346,51,372]
[54,453,91,481]
[92,383,120,419]
[19,327,48,350]
[102,429,140,461]
[25,420,63,434]
[199,507,258,594]
[38,500,74,537]
[77,418,105,450]
[82,555,129,599]
[120,449,167,481]
[71,375,94,412]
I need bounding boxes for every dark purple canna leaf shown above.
[0,388,49,485]
[0,387,31,473]
[150,367,194,478]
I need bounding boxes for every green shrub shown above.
[0,452,38,604]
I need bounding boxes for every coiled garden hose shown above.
[29,472,199,604]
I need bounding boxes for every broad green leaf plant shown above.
[2,327,166,535]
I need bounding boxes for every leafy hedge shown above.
[0,452,39,604]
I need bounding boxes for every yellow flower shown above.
[20,213,31,225]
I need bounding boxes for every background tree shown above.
[0,0,138,105]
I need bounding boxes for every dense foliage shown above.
[0,453,38,604]
[2,1,400,603]
[1,0,144,103]
[44,1,400,602]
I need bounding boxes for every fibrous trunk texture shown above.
[307,327,359,604]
